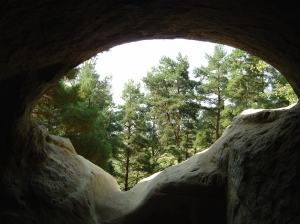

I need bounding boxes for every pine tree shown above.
[143,53,199,163]
[194,44,228,141]
[33,57,117,170]
[225,49,292,118]
[113,80,148,190]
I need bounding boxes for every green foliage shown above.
[111,80,150,190]
[262,82,297,105]
[193,46,295,148]
[143,53,199,163]
[33,46,297,191]
[33,57,118,170]
[194,44,228,141]
[225,49,284,111]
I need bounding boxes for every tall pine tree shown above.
[194,44,228,141]
[114,80,148,190]
[143,53,199,163]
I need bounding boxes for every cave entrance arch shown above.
[1,1,300,123]
[1,1,300,223]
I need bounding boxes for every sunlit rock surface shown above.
[2,104,300,223]
[1,2,300,223]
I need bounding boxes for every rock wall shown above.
[1,1,300,223]
[226,105,300,223]
[2,105,299,223]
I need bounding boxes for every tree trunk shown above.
[216,86,221,140]
[124,155,130,191]
[135,166,140,185]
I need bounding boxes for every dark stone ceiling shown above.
[1,1,300,223]
[1,1,300,123]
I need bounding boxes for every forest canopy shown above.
[33,44,297,190]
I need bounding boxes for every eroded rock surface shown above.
[1,105,300,223]
[0,129,121,223]
[1,1,300,223]
[226,105,300,224]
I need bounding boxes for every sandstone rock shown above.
[1,1,300,223]
[2,105,300,223]
[226,104,300,224]
[47,134,76,154]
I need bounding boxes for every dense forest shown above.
[33,45,297,190]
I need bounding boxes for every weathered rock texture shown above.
[1,127,227,223]
[1,1,300,223]
[2,106,299,224]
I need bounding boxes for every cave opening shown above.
[32,39,298,191]
[1,1,300,223]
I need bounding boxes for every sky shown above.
[95,39,233,105]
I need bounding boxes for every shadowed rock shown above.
[1,1,300,223]
[2,105,299,223]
